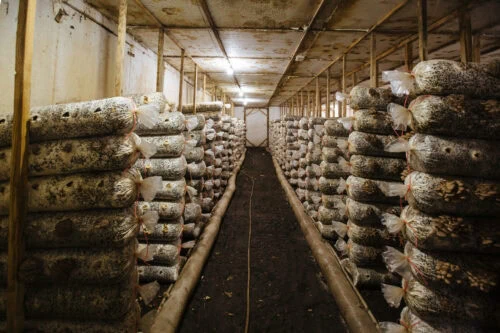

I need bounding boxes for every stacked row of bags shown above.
[376,59,500,331]
[270,119,286,168]
[0,96,163,332]
[296,117,310,211]
[332,86,407,288]
[303,117,325,221]
[284,116,303,187]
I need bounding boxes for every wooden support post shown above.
[459,7,472,63]
[193,64,198,114]
[417,0,428,61]
[404,42,413,71]
[296,94,300,117]
[352,72,357,88]
[315,77,320,117]
[342,54,347,117]
[114,0,127,96]
[370,33,378,88]
[300,90,304,117]
[326,69,331,118]
[307,90,311,117]
[203,74,207,102]
[156,28,165,92]
[472,34,481,63]
[291,97,295,116]
[178,49,185,112]
[9,1,37,332]
[212,86,216,101]
[266,107,270,146]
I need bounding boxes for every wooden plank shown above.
[417,0,428,61]
[156,28,165,92]
[203,74,207,102]
[342,54,347,117]
[315,77,320,117]
[178,49,185,111]
[266,108,270,146]
[459,7,472,63]
[370,33,378,87]
[473,33,481,63]
[193,63,198,114]
[291,96,295,116]
[404,42,413,71]
[326,69,331,118]
[114,0,127,96]
[9,1,37,332]
[296,94,300,117]
[307,90,311,117]
[352,72,357,87]
[300,90,304,116]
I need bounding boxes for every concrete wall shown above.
[0,0,206,113]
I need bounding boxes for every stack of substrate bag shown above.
[270,120,285,167]
[182,101,224,117]
[296,117,309,208]
[133,96,187,286]
[333,86,405,289]
[199,116,218,227]
[378,59,500,331]
[181,115,206,249]
[304,117,325,221]
[230,118,246,164]
[315,118,350,241]
[285,117,301,187]
[0,97,163,331]
[220,116,233,189]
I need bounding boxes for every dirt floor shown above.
[179,148,348,333]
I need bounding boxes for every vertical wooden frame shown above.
[417,0,428,61]
[156,28,165,92]
[114,0,127,96]
[178,49,185,111]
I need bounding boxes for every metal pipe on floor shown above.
[271,157,380,333]
[151,151,247,333]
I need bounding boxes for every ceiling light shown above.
[225,103,231,109]
[239,90,244,97]
[226,67,234,75]
[243,99,248,106]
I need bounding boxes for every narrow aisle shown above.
[180,148,348,333]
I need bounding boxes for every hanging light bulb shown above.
[243,99,248,106]
[239,90,244,97]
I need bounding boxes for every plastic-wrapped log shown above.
[0,135,143,180]
[138,220,183,243]
[346,198,400,227]
[405,243,500,294]
[25,304,139,333]
[346,176,402,204]
[343,239,383,267]
[318,205,347,224]
[341,259,400,289]
[9,209,138,249]
[315,222,339,240]
[320,161,350,179]
[322,135,346,148]
[135,112,185,136]
[183,146,204,163]
[184,203,202,223]
[25,284,136,320]
[412,59,500,98]
[139,243,179,266]
[201,198,214,213]
[401,205,500,253]
[128,92,167,112]
[322,147,347,163]
[399,278,497,326]
[154,179,186,201]
[183,223,201,239]
[321,194,346,210]
[19,243,136,285]
[349,86,396,110]
[405,134,500,179]
[349,155,406,181]
[181,101,223,114]
[351,109,396,135]
[305,165,321,178]
[221,170,231,180]
[348,131,405,158]
[324,119,350,137]
[186,178,204,192]
[26,97,136,143]
[0,172,139,214]
[186,161,207,179]
[139,264,179,283]
[133,156,187,180]
[347,221,398,247]
[142,135,184,158]
[213,167,222,177]
[379,306,479,333]
[137,201,184,220]
[406,171,500,216]
[0,113,13,147]
[307,148,322,164]
[185,114,206,131]
[407,94,500,139]
[319,177,345,195]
